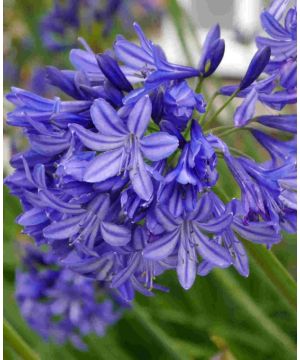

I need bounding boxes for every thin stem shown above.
[183,119,192,140]
[199,91,219,125]
[195,76,204,93]
[214,270,296,356]
[203,89,240,129]
[205,125,234,133]
[213,127,253,139]
[242,241,297,310]
[4,319,40,360]
[216,146,251,159]
[132,303,187,360]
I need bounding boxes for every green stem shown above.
[216,146,251,159]
[205,125,234,133]
[199,91,219,125]
[4,319,40,360]
[213,270,296,356]
[242,241,297,309]
[213,127,253,139]
[203,90,240,129]
[133,303,186,360]
[195,76,204,93]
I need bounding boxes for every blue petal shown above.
[224,230,249,277]
[43,215,83,239]
[177,240,197,290]
[197,261,215,276]
[256,114,296,133]
[38,190,85,214]
[114,39,154,70]
[155,206,182,232]
[90,99,128,136]
[129,152,153,201]
[70,124,125,151]
[17,208,48,226]
[29,133,70,156]
[234,88,258,127]
[100,221,131,246]
[201,39,225,78]
[281,61,297,89]
[192,226,231,267]
[233,218,281,244]
[188,193,212,222]
[256,37,294,58]
[168,185,184,218]
[143,228,180,260]
[268,0,290,20]
[140,132,178,161]
[111,253,140,288]
[197,212,233,234]
[84,147,123,183]
[69,49,100,72]
[127,96,152,137]
[260,12,290,39]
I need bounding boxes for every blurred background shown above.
[3,0,296,359]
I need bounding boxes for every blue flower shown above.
[251,129,296,166]
[16,245,124,350]
[198,192,282,277]
[70,96,178,201]
[223,149,296,232]
[43,193,131,250]
[114,23,201,103]
[5,14,297,305]
[144,193,233,290]
[163,81,206,128]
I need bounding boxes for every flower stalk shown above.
[4,319,40,360]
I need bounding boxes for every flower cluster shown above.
[16,245,124,350]
[221,0,297,127]
[40,0,164,51]
[6,0,296,320]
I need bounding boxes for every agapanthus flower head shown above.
[5,4,296,312]
[16,245,124,350]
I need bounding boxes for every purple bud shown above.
[198,24,225,78]
[96,53,133,92]
[256,114,297,133]
[239,46,271,90]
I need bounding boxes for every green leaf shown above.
[242,241,297,309]
[4,318,40,360]
[213,269,296,357]
[132,303,187,360]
